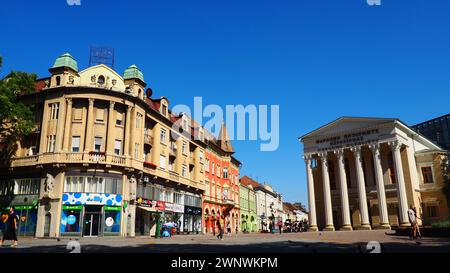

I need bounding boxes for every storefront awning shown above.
[137,206,157,212]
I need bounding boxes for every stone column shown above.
[83,98,95,153]
[124,105,132,157]
[319,152,335,231]
[304,154,318,231]
[388,140,410,226]
[335,149,352,230]
[350,146,371,230]
[369,143,390,229]
[62,98,73,152]
[106,101,116,155]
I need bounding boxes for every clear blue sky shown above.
[1,1,450,207]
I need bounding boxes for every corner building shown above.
[0,53,215,238]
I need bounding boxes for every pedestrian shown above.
[412,206,422,239]
[216,217,224,240]
[227,220,231,236]
[235,223,238,237]
[407,205,419,239]
[277,219,283,234]
[0,207,18,247]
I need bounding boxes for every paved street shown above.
[1,230,449,253]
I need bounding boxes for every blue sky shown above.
[1,0,450,206]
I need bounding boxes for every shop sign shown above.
[184,206,202,215]
[62,193,123,206]
[14,205,35,210]
[104,206,121,212]
[62,205,83,211]
[136,197,165,211]
[165,202,174,211]
[173,204,184,213]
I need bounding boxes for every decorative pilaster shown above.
[106,101,116,155]
[84,98,95,153]
[62,98,73,152]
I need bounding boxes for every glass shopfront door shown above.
[83,206,102,237]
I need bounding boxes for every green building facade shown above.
[239,183,257,232]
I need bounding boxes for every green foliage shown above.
[431,221,450,228]
[0,57,37,159]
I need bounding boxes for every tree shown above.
[441,153,450,218]
[0,56,37,160]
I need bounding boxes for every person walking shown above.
[0,207,18,247]
[412,206,422,239]
[226,220,231,237]
[277,219,283,235]
[217,217,224,240]
[407,205,420,239]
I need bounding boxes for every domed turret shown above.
[123,64,146,99]
[48,53,79,88]
[50,53,78,72]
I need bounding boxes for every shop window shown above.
[60,206,82,234]
[104,207,121,234]
[421,166,434,184]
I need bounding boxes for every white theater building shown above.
[299,117,448,231]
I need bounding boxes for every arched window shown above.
[97,75,105,85]
[55,76,61,86]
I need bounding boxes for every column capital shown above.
[349,146,362,156]
[368,143,380,153]
[318,151,328,160]
[109,101,115,108]
[333,148,345,159]
[126,105,133,112]
[66,97,73,105]
[303,153,314,162]
[388,140,403,151]
[88,98,95,106]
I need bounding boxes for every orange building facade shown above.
[202,124,241,235]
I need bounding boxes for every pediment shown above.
[78,64,126,91]
[300,117,397,140]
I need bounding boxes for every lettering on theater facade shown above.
[316,129,380,152]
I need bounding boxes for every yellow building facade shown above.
[0,53,208,238]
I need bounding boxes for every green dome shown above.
[51,53,78,72]
[123,64,145,82]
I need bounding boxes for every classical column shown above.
[304,154,318,231]
[388,140,410,226]
[62,98,73,152]
[335,149,352,230]
[319,152,335,231]
[350,146,371,230]
[106,101,116,155]
[124,105,132,157]
[369,143,390,229]
[84,98,95,153]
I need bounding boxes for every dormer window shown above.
[162,103,167,116]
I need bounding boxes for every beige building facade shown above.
[300,117,449,231]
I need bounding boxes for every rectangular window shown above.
[182,141,187,154]
[169,158,174,171]
[94,137,102,152]
[71,136,80,152]
[182,164,187,177]
[136,113,142,129]
[427,205,438,218]
[199,151,204,162]
[134,143,139,159]
[47,135,56,152]
[162,104,167,116]
[116,112,123,126]
[95,108,104,122]
[49,103,59,120]
[223,167,229,179]
[160,129,167,143]
[159,155,166,170]
[114,140,122,155]
[421,166,434,184]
